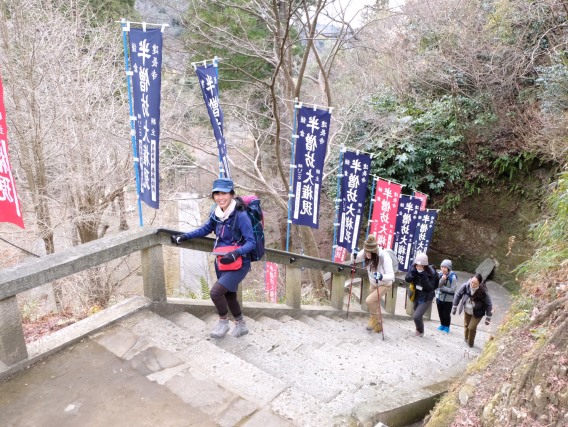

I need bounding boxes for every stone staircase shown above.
[90,308,485,427]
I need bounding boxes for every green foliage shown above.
[516,169,568,279]
[200,276,210,299]
[360,94,492,195]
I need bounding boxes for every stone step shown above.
[91,310,297,426]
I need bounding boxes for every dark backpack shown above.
[231,195,265,261]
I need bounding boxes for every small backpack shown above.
[231,195,265,261]
[382,248,400,274]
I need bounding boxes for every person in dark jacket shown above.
[452,273,493,348]
[405,252,437,336]
[171,178,255,339]
[436,259,458,333]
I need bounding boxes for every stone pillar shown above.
[330,273,344,310]
[384,281,397,314]
[285,266,302,309]
[0,296,28,365]
[141,245,167,302]
[360,277,370,311]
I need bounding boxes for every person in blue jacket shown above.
[405,252,437,337]
[171,178,255,339]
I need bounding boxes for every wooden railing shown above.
[0,227,383,371]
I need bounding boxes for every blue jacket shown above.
[180,204,255,260]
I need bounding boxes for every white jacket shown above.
[353,249,395,287]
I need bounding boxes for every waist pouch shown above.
[214,245,242,271]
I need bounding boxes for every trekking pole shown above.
[376,286,385,340]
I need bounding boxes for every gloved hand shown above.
[451,306,457,315]
[171,234,186,245]
[352,248,359,259]
[485,317,491,325]
[372,272,383,283]
[219,250,241,264]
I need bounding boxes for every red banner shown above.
[333,246,347,263]
[265,262,279,303]
[0,76,24,229]
[370,178,401,249]
[413,191,428,211]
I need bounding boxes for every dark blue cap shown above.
[212,178,234,193]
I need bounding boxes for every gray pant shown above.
[413,299,433,333]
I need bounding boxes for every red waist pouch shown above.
[213,245,242,271]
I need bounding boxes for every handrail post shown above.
[285,265,302,309]
[141,245,167,302]
[330,272,345,310]
[0,296,28,365]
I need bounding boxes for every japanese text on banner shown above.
[412,210,438,258]
[369,179,402,250]
[393,195,422,272]
[291,106,331,228]
[338,151,371,252]
[0,75,24,229]
[195,64,231,178]
[265,262,279,303]
[129,28,163,209]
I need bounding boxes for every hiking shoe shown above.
[231,320,249,337]
[366,317,378,331]
[415,331,424,337]
[444,326,450,333]
[210,319,230,339]
[437,325,445,331]
[373,323,383,334]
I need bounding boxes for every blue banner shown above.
[291,106,331,228]
[412,209,438,258]
[393,195,422,272]
[195,64,231,178]
[337,150,371,252]
[129,28,162,209]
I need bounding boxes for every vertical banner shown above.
[334,246,347,263]
[195,64,231,178]
[129,28,163,209]
[413,190,428,211]
[290,106,331,228]
[369,179,402,249]
[393,195,422,272]
[0,76,25,229]
[337,151,371,252]
[412,209,438,258]
[265,262,279,303]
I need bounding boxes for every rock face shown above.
[428,189,541,286]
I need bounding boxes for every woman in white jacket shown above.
[352,234,395,333]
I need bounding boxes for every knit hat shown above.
[440,259,453,270]
[414,252,429,266]
[211,178,234,194]
[363,234,379,253]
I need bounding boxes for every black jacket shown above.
[405,266,437,302]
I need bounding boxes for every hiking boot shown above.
[444,326,450,333]
[373,322,383,333]
[366,316,378,331]
[437,325,445,331]
[231,319,249,337]
[210,318,230,339]
[415,331,424,337]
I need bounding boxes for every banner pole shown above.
[331,148,345,260]
[120,19,143,227]
[285,99,299,252]
[213,56,225,179]
[366,176,377,237]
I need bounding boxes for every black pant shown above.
[210,282,242,319]
[436,299,453,327]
